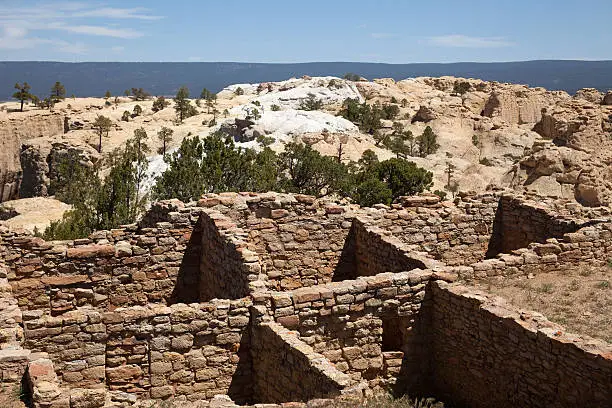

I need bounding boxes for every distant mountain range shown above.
[1,60,611,101]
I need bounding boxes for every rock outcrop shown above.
[507,97,612,206]
[19,140,99,198]
[574,88,603,104]
[0,112,65,202]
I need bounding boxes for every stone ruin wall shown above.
[487,194,587,255]
[0,202,203,314]
[0,191,611,408]
[251,321,350,403]
[256,270,436,395]
[430,281,612,408]
[23,299,254,404]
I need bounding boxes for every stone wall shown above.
[430,281,612,408]
[367,193,499,266]
[22,299,254,403]
[1,204,203,314]
[258,270,436,393]
[456,222,612,280]
[198,211,257,301]
[350,219,429,280]
[487,194,582,256]
[251,321,350,403]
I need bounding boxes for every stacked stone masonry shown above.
[0,190,610,408]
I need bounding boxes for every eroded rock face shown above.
[482,88,568,125]
[574,88,603,104]
[0,112,65,202]
[534,99,612,151]
[19,140,99,198]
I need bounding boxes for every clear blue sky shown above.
[1,0,611,63]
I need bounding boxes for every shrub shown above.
[433,190,447,200]
[152,96,170,112]
[234,87,244,96]
[453,81,471,95]
[299,94,323,111]
[271,104,281,111]
[343,73,361,81]
[354,178,393,207]
[479,157,493,166]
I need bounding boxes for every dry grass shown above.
[334,394,444,408]
[475,264,612,342]
[0,384,26,408]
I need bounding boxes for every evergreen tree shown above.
[92,115,113,153]
[200,88,214,100]
[130,88,150,101]
[121,111,130,122]
[174,86,191,122]
[152,96,169,112]
[43,133,150,240]
[12,82,33,112]
[375,158,433,200]
[277,143,350,197]
[104,90,112,99]
[354,178,392,207]
[51,81,66,102]
[417,126,440,157]
[157,126,173,155]
[133,104,143,116]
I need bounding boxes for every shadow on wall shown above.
[169,222,202,304]
[333,220,427,282]
[227,330,254,405]
[332,222,358,282]
[485,198,581,259]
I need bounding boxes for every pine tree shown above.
[12,82,33,112]
[157,126,174,156]
[51,81,66,102]
[417,126,440,157]
[92,115,113,153]
[174,86,191,122]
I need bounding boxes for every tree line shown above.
[42,132,433,240]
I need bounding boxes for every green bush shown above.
[299,94,323,111]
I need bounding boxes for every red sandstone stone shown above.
[67,245,115,259]
[41,275,88,286]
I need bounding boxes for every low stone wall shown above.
[201,193,358,291]
[22,299,254,403]
[258,270,436,392]
[252,321,350,403]
[367,193,499,266]
[350,219,430,280]
[487,194,582,256]
[430,281,612,408]
[1,204,203,314]
[456,222,612,280]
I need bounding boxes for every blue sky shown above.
[1,0,611,63]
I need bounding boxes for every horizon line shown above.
[1,59,612,65]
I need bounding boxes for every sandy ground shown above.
[0,197,71,233]
[473,264,612,343]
